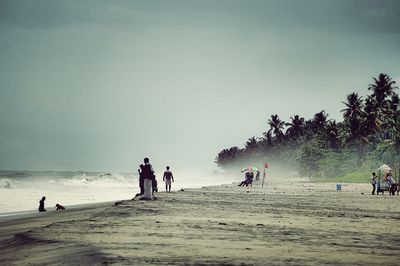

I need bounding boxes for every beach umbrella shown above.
[241,166,260,172]
[378,164,391,171]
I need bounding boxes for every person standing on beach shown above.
[141,157,155,200]
[38,196,46,212]
[371,172,377,195]
[387,173,396,195]
[134,164,145,198]
[152,174,158,195]
[163,166,174,192]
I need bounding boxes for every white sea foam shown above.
[0,178,12,189]
[0,171,137,213]
[0,170,233,214]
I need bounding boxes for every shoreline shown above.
[0,200,118,222]
[1,179,400,265]
[0,172,235,215]
[0,183,228,218]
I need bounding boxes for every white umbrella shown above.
[378,164,391,171]
[241,166,260,172]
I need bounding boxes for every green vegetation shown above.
[215,73,400,182]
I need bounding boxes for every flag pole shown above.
[262,163,268,188]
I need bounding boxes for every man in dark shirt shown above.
[141,157,156,200]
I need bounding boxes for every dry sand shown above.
[0,177,400,265]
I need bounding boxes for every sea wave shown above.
[0,171,136,190]
[0,171,29,178]
[77,173,134,184]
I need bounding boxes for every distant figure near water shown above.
[38,196,46,212]
[163,166,174,192]
[141,157,156,200]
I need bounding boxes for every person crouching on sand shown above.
[163,166,174,192]
[56,204,65,210]
[38,196,46,212]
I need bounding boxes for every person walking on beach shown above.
[371,172,377,195]
[141,157,155,200]
[163,166,174,192]
[38,196,46,212]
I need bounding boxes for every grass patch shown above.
[312,171,370,183]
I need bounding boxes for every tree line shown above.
[215,73,399,178]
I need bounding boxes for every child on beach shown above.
[163,166,174,192]
[134,164,145,198]
[38,196,46,212]
[371,172,377,195]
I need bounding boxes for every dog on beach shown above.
[55,204,65,210]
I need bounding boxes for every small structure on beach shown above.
[377,164,399,195]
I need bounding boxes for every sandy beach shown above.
[1,177,400,265]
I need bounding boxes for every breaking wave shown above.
[0,171,138,213]
[0,178,11,189]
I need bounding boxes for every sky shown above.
[0,0,399,173]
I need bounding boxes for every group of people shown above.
[238,171,254,187]
[37,157,174,211]
[371,171,397,195]
[238,168,261,187]
[135,157,175,200]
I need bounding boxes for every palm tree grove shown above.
[215,73,400,181]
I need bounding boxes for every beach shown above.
[1,177,400,265]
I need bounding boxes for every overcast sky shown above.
[0,0,399,173]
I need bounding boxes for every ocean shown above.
[0,170,232,215]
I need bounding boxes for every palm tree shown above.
[382,94,400,141]
[367,74,398,141]
[268,114,285,143]
[392,112,400,152]
[286,115,305,140]
[362,95,382,143]
[325,121,340,150]
[364,95,377,114]
[361,111,381,139]
[368,73,398,111]
[303,119,314,140]
[311,111,328,134]
[341,93,365,142]
[340,94,377,165]
[245,137,258,150]
[262,131,273,147]
[341,92,364,120]
[215,146,240,168]
[389,94,399,113]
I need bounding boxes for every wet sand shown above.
[0,178,399,265]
